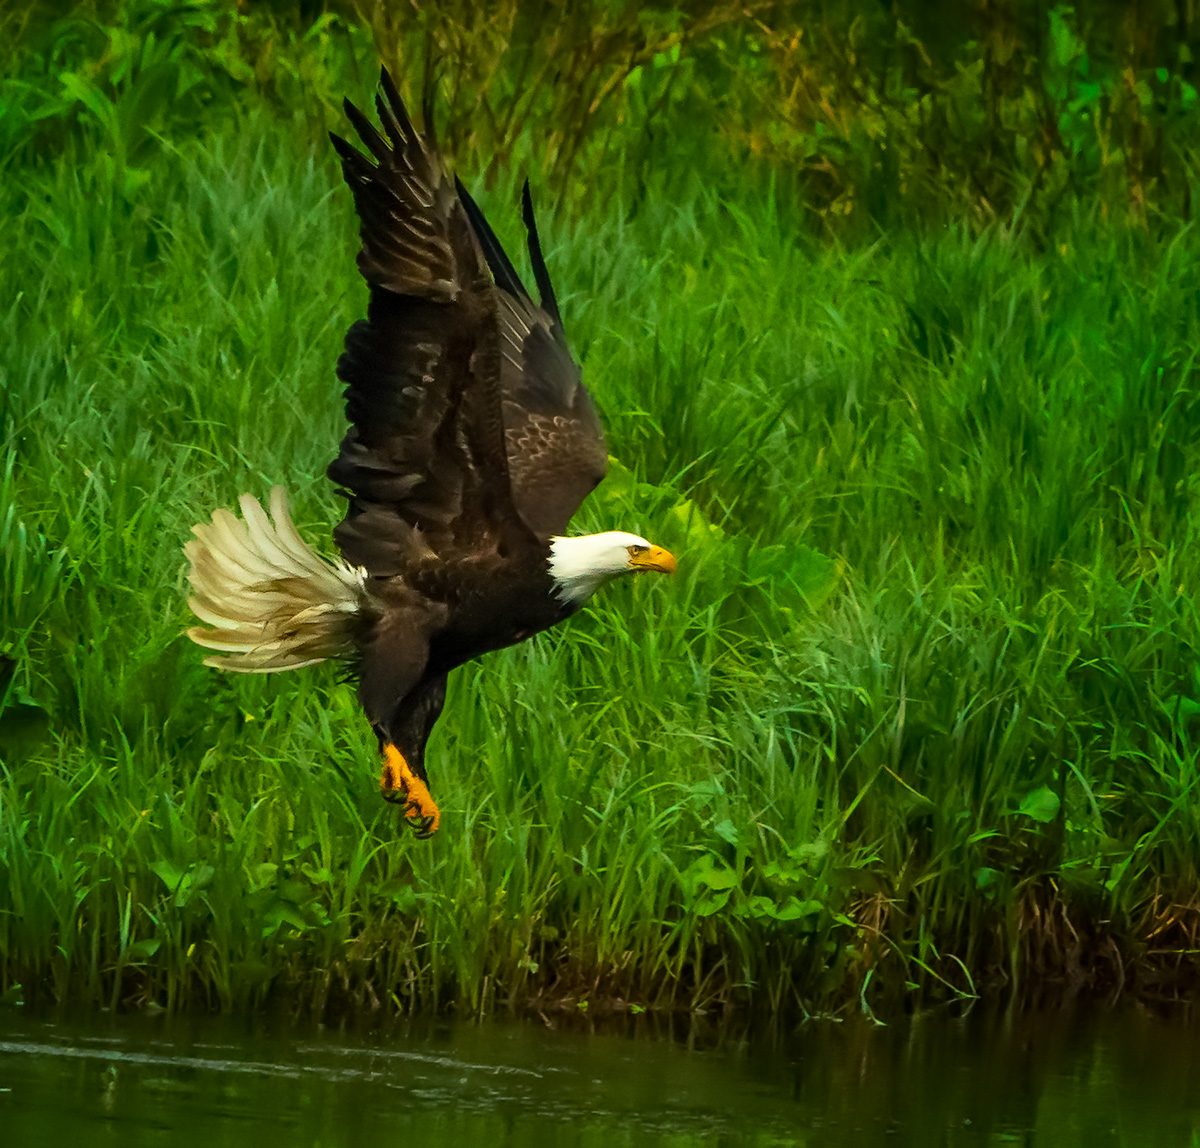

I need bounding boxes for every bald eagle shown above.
[184,70,675,836]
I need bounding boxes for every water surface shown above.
[1,1004,1198,1146]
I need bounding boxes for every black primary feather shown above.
[521,179,562,328]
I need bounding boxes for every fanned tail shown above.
[185,487,367,673]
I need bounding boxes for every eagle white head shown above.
[548,531,677,605]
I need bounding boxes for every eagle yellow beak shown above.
[629,544,677,575]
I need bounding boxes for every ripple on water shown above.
[0,1007,1198,1147]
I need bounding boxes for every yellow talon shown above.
[380,743,440,837]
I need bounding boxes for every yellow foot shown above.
[380,744,441,838]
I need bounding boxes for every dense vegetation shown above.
[2,0,1200,1017]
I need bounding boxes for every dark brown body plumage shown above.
[327,70,607,783]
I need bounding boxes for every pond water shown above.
[1,1004,1198,1147]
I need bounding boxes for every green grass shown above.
[3,5,1200,1018]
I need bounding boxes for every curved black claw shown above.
[405,809,437,839]
[380,787,437,836]
[380,788,435,835]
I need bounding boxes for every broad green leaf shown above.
[974,867,1000,891]
[149,860,186,892]
[762,859,803,885]
[787,839,830,864]
[262,900,310,936]
[747,895,778,919]
[743,542,840,614]
[247,862,278,890]
[1018,786,1061,824]
[694,888,732,917]
[713,818,739,846]
[774,897,823,921]
[697,861,739,891]
[681,854,740,897]
[126,938,161,962]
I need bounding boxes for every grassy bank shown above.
[3,2,1200,1017]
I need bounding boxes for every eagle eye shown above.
[628,544,648,556]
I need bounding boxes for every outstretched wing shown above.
[455,179,607,538]
[327,69,522,577]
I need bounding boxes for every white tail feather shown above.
[185,486,366,673]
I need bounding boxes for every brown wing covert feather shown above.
[457,180,607,538]
[497,295,607,536]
